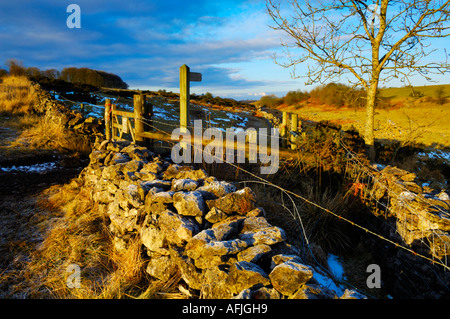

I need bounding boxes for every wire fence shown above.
[53,88,450,296]
[130,114,450,273]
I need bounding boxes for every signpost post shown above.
[180,64,202,133]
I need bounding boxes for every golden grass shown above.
[21,182,184,299]
[0,76,37,114]
[13,111,92,155]
[0,75,91,156]
[379,84,450,99]
[280,98,450,148]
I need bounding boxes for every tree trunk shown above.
[364,83,378,162]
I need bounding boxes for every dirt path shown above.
[0,116,86,298]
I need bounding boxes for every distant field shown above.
[379,83,450,99]
[278,85,450,149]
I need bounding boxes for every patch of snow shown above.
[0,161,60,174]
[327,254,346,281]
[313,269,345,297]
[418,150,450,163]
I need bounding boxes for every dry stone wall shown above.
[370,165,450,260]
[79,139,362,299]
[32,81,104,136]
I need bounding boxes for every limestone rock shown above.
[170,248,204,290]
[141,161,164,175]
[163,164,207,181]
[381,166,416,182]
[108,152,131,165]
[206,187,256,215]
[252,287,281,299]
[269,260,314,296]
[202,239,248,257]
[141,180,172,191]
[101,164,124,183]
[226,261,270,294]
[246,207,265,217]
[146,255,178,281]
[173,191,206,217]
[237,244,271,263]
[239,226,286,246]
[158,210,199,245]
[185,227,236,260]
[201,267,232,299]
[232,289,252,299]
[290,284,337,299]
[140,225,165,252]
[205,207,228,223]
[197,178,237,199]
[240,216,272,233]
[123,184,145,208]
[172,178,199,192]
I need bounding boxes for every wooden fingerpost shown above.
[134,93,146,145]
[290,113,298,150]
[281,111,288,149]
[180,65,190,134]
[105,99,111,140]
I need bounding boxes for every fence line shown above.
[96,66,450,273]
[133,114,450,272]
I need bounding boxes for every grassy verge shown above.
[4,180,182,299]
[0,76,37,114]
[0,75,92,164]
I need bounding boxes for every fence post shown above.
[290,113,298,150]
[105,99,111,140]
[281,111,288,149]
[112,103,117,139]
[134,93,146,144]
[180,64,190,133]
[144,97,153,149]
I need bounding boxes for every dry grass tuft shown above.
[24,182,183,299]
[0,76,37,114]
[11,111,92,155]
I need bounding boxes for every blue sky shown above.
[0,0,302,99]
[0,1,448,99]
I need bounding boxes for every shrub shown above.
[259,94,283,108]
[309,83,367,108]
[283,90,309,105]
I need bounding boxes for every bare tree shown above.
[267,0,450,160]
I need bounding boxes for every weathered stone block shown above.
[206,187,256,215]
[205,207,228,223]
[173,191,206,217]
[146,255,178,281]
[269,260,314,296]
[158,210,199,245]
[239,226,286,246]
[226,261,270,294]
[172,178,199,192]
[237,244,271,263]
[140,225,165,252]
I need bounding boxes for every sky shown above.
[0,0,449,100]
